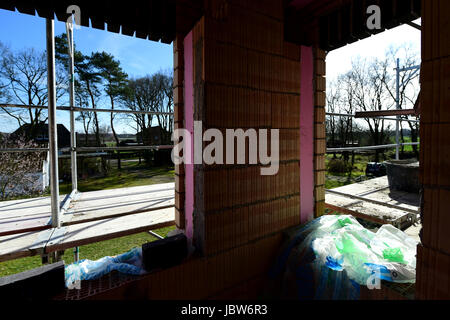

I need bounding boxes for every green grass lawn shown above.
[325,154,369,189]
[60,161,174,194]
[389,136,420,153]
[0,161,176,277]
[0,226,176,277]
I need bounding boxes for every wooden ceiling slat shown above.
[104,3,120,34]
[135,31,149,40]
[13,0,39,15]
[53,2,71,23]
[89,4,106,31]
[289,0,422,52]
[341,4,355,44]
[90,17,105,31]
[121,25,135,37]
[106,22,120,34]
[34,1,55,20]
[1,0,183,44]
[0,0,15,11]
[411,0,421,19]
[396,0,420,22]
[319,16,330,50]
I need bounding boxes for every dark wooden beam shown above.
[1,0,185,44]
[286,0,422,52]
[355,109,417,118]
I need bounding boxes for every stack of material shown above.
[269,215,418,300]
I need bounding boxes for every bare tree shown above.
[0,136,44,200]
[326,79,342,150]
[0,43,7,102]
[77,54,103,147]
[91,52,128,169]
[344,57,393,162]
[377,44,420,158]
[123,76,159,144]
[155,70,174,143]
[55,34,107,173]
[0,45,67,137]
[326,76,362,180]
[74,80,93,146]
[124,71,174,147]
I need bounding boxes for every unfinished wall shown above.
[314,48,327,217]
[174,33,186,230]
[193,0,302,257]
[89,0,324,299]
[415,0,450,300]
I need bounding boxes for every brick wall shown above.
[191,0,303,257]
[415,0,450,300]
[87,233,283,300]
[174,33,186,229]
[313,48,326,217]
[90,0,323,299]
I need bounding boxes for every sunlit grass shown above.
[59,161,174,194]
[0,226,175,277]
[0,161,176,277]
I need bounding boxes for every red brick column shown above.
[415,0,450,300]
[173,34,185,229]
[313,48,326,217]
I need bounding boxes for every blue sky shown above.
[0,8,173,133]
[0,8,421,134]
[0,9,173,78]
[327,18,421,80]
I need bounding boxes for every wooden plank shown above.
[0,229,52,262]
[45,208,175,253]
[0,218,51,237]
[0,206,175,263]
[62,184,174,225]
[63,198,174,225]
[325,202,391,226]
[0,184,175,236]
[0,196,60,218]
[70,183,173,203]
[355,109,416,118]
[0,196,65,237]
[326,189,419,214]
[326,176,390,196]
[325,176,419,229]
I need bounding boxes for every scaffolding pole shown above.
[66,22,78,193]
[395,58,401,160]
[326,112,420,123]
[46,19,60,229]
[327,142,419,153]
[0,103,173,115]
[66,20,79,262]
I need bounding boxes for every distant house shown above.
[117,134,137,142]
[0,148,49,198]
[0,132,9,143]
[137,126,171,145]
[76,133,115,147]
[11,123,71,149]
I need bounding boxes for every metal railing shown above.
[326,61,421,156]
[0,19,175,261]
[325,110,420,153]
[1,103,173,116]
[327,142,420,153]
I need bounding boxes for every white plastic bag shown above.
[65,247,146,289]
[308,215,418,285]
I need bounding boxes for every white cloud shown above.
[327,19,421,80]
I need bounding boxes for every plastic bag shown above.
[65,247,146,289]
[310,216,418,286]
[270,215,418,299]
